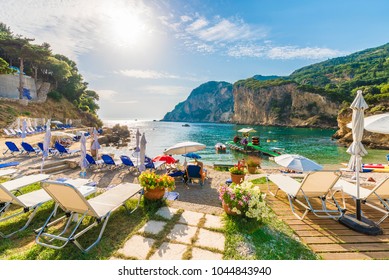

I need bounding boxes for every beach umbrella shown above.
[51,131,76,138]
[274,154,322,172]
[41,119,51,173]
[16,118,21,131]
[139,133,147,172]
[182,152,202,159]
[363,113,389,134]
[91,128,101,150]
[152,154,176,164]
[135,128,141,152]
[164,141,206,155]
[21,119,27,141]
[51,120,63,125]
[79,133,88,173]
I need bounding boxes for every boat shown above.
[362,164,389,173]
[215,143,227,153]
[225,128,281,157]
[182,124,190,127]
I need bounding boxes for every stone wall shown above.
[0,74,37,99]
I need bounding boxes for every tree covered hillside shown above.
[0,23,100,121]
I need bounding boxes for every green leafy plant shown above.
[229,161,246,175]
[139,170,175,190]
[218,181,268,221]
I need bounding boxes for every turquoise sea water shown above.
[102,120,389,169]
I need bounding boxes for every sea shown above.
[101,120,389,169]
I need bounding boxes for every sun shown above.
[103,3,149,48]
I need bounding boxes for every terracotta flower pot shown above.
[230,173,245,184]
[247,166,257,174]
[144,188,165,200]
[222,201,239,216]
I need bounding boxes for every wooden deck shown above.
[260,184,389,260]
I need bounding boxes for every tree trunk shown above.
[18,58,24,99]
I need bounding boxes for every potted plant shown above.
[218,181,268,221]
[229,161,246,184]
[138,170,175,200]
[246,156,261,174]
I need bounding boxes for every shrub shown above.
[47,90,62,101]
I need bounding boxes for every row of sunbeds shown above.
[0,172,142,253]
[3,124,75,138]
[2,141,80,156]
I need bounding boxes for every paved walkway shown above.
[114,206,225,260]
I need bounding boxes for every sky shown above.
[1,0,389,120]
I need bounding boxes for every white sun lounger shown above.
[36,181,143,253]
[0,169,17,177]
[1,174,50,193]
[267,171,343,220]
[334,178,389,224]
[0,181,96,238]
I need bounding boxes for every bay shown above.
[102,120,389,169]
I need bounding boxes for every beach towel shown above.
[0,162,20,168]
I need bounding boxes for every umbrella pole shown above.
[356,156,362,221]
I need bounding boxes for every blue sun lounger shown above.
[54,142,80,156]
[37,142,56,155]
[101,154,121,169]
[21,142,40,155]
[85,154,103,168]
[3,141,21,155]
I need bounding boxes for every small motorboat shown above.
[182,124,190,127]
[215,143,226,153]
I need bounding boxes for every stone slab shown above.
[117,235,155,260]
[191,247,223,260]
[149,242,188,260]
[178,210,204,226]
[167,224,198,244]
[138,220,167,235]
[155,206,179,220]
[196,228,225,251]
[204,214,224,229]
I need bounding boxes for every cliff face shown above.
[333,105,389,149]
[232,83,339,128]
[162,81,233,122]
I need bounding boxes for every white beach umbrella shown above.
[139,133,147,172]
[347,90,368,221]
[41,119,51,173]
[363,113,389,134]
[91,128,101,150]
[164,141,206,155]
[275,154,323,172]
[21,119,27,141]
[79,133,88,169]
[135,128,141,152]
[164,141,206,167]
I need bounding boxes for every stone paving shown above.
[116,206,225,260]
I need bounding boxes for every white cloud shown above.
[227,44,344,60]
[118,69,179,79]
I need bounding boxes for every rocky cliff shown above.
[232,81,339,128]
[162,81,233,122]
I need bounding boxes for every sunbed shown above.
[120,155,138,172]
[2,129,15,137]
[1,174,50,193]
[35,181,143,252]
[3,141,22,155]
[267,171,343,220]
[334,177,389,225]
[86,154,103,168]
[21,142,40,155]
[54,142,80,156]
[184,165,206,186]
[101,154,121,169]
[0,169,17,177]
[37,142,57,155]
[0,182,96,238]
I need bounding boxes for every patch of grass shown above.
[250,177,267,185]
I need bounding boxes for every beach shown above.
[1,129,388,216]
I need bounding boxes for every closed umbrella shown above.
[275,154,322,172]
[80,133,88,168]
[41,119,51,173]
[139,133,147,172]
[21,119,27,141]
[340,90,382,235]
[91,128,101,159]
[133,128,141,166]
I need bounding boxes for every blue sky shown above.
[1,0,388,120]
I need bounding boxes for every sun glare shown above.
[103,3,149,48]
